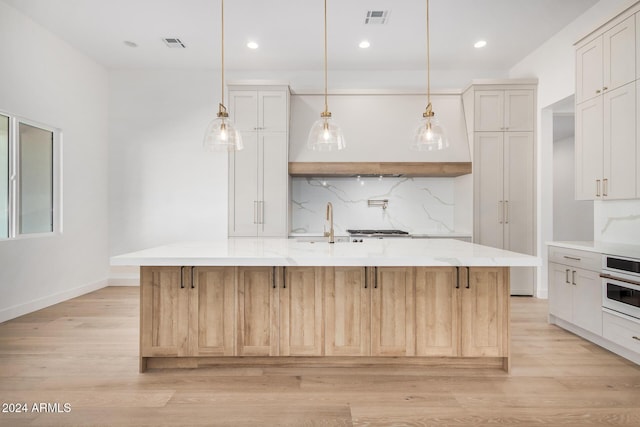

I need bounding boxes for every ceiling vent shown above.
[365,10,389,25]
[163,38,186,48]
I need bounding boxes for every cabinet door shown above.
[229,132,259,236]
[259,91,288,132]
[603,81,636,200]
[637,13,640,80]
[280,267,324,356]
[575,97,603,200]
[191,267,235,357]
[474,132,504,248]
[140,266,189,357]
[415,267,459,357]
[237,267,279,356]
[576,37,603,104]
[229,91,258,132]
[572,268,603,336]
[371,267,415,357]
[258,132,288,237]
[504,90,534,131]
[603,15,635,92]
[461,268,508,357]
[474,91,504,131]
[637,80,640,198]
[548,262,573,322]
[325,267,370,356]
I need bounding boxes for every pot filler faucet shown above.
[324,202,335,244]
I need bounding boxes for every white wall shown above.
[553,135,594,241]
[108,70,228,256]
[509,0,639,297]
[0,2,109,321]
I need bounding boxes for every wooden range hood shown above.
[288,162,472,177]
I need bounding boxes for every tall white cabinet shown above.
[228,85,290,237]
[575,11,638,200]
[464,81,537,295]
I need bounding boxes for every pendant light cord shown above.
[426,0,430,106]
[324,0,328,114]
[221,0,225,107]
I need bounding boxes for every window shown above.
[0,112,60,239]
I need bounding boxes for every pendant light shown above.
[411,0,448,151]
[203,0,243,151]
[307,0,345,151]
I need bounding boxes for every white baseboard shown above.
[0,279,108,323]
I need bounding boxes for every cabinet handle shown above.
[374,267,378,289]
[633,336,640,341]
[603,87,608,91]
[596,89,601,94]
[191,267,195,289]
[603,178,608,197]
[565,269,570,284]
[596,180,601,197]
[180,266,185,289]
[260,201,265,224]
[563,256,581,261]
[456,267,460,289]
[572,270,577,286]
[504,201,509,224]
[364,269,368,289]
[253,201,258,224]
[466,267,470,289]
[272,267,276,289]
[498,201,503,224]
[283,267,286,289]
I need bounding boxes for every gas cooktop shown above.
[347,229,409,236]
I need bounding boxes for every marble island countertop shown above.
[111,238,539,267]
[547,240,640,259]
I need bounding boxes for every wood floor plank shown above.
[0,287,639,426]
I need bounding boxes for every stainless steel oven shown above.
[601,255,640,320]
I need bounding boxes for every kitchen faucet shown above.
[324,202,335,244]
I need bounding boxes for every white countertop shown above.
[110,238,539,267]
[547,241,640,259]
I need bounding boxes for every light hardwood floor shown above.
[1,287,639,426]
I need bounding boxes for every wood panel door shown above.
[460,268,509,358]
[259,132,288,237]
[576,37,603,104]
[325,267,370,356]
[548,263,573,323]
[603,15,635,93]
[474,132,504,249]
[571,268,603,336]
[280,267,324,356]
[140,266,189,357]
[237,267,279,356]
[371,267,415,357]
[228,132,259,236]
[415,267,459,357]
[575,97,603,200]
[190,267,236,357]
[504,90,534,131]
[474,91,504,131]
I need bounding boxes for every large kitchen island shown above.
[111,238,539,372]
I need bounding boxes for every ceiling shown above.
[3,0,599,74]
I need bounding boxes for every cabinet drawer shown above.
[548,246,601,271]
[603,310,640,354]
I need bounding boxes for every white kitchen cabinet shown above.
[548,246,602,337]
[474,90,534,132]
[637,13,640,80]
[575,10,638,201]
[465,81,537,296]
[228,85,289,237]
[575,81,636,200]
[576,15,635,104]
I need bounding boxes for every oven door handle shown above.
[600,273,640,287]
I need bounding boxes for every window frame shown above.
[1,111,62,240]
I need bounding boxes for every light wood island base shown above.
[140,266,510,373]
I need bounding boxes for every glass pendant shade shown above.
[203,115,243,152]
[410,115,448,151]
[307,115,345,151]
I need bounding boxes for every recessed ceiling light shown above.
[247,41,259,49]
[474,40,487,49]
[123,40,138,48]
[359,40,371,49]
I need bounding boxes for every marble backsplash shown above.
[291,177,458,235]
